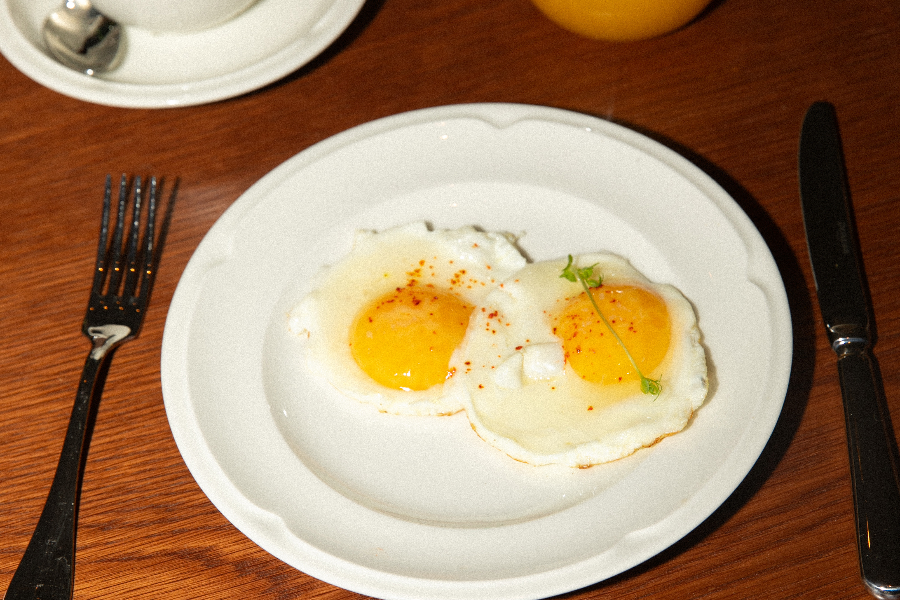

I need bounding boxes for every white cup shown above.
[90,0,258,33]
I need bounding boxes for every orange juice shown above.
[530,0,712,41]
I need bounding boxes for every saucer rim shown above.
[0,0,366,108]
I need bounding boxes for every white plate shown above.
[161,103,792,599]
[0,0,364,108]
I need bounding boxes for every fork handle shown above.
[5,325,131,600]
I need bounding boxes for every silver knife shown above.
[799,101,900,598]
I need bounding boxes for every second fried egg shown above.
[454,253,708,467]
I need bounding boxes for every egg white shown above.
[454,253,708,467]
[288,222,527,416]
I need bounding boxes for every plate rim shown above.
[160,102,793,599]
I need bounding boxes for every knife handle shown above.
[837,349,900,598]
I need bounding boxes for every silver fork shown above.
[5,175,160,600]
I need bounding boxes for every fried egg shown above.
[288,222,527,416]
[455,253,708,467]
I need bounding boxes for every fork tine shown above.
[105,174,129,295]
[137,177,158,304]
[122,176,144,297]
[90,175,113,297]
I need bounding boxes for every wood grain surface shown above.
[2,0,899,598]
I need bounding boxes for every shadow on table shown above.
[241,0,388,99]
[552,119,818,598]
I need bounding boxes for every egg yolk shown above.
[553,285,670,386]
[350,286,473,391]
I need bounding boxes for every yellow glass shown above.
[530,0,712,41]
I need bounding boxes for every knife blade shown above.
[799,101,900,599]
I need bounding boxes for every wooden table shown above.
[2,0,899,598]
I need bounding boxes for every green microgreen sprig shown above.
[560,255,662,398]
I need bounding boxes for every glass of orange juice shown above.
[530,0,713,41]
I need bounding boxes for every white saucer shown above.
[0,0,365,108]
